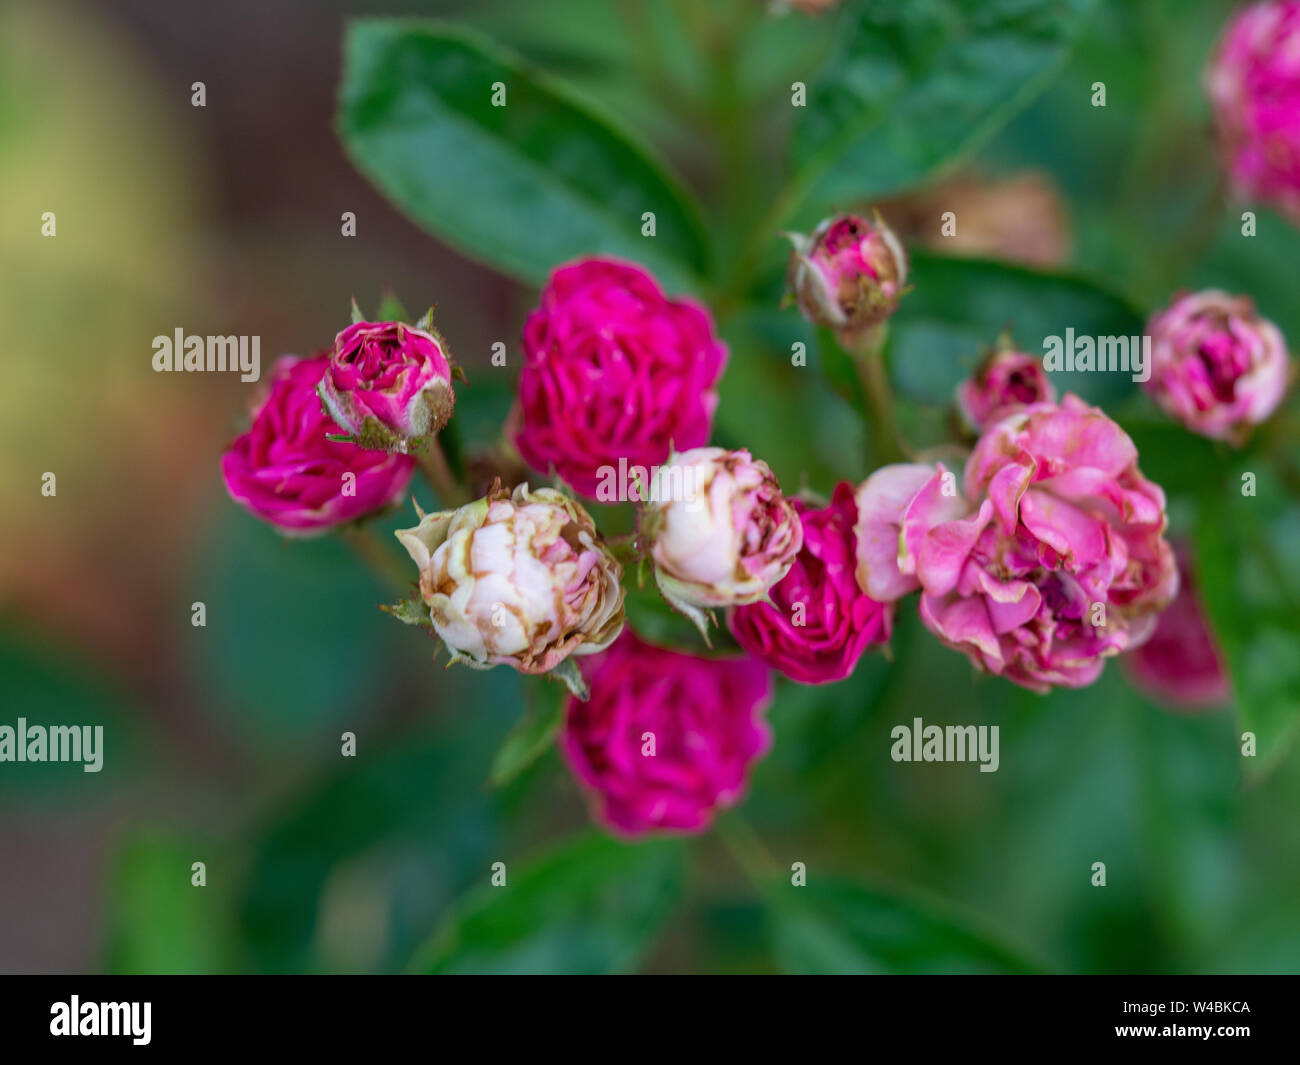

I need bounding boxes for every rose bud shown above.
[955,338,1056,433]
[221,354,416,536]
[855,396,1178,693]
[729,483,892,684]
[1206,1,1300,223]
[394,482,625,693]
[642,447,803,636]
[318,314,456,452]
[1144,289,1290,443]
[510,257,727,499]
[560,629,773,836]
[1125,544,1231,712]
[787,212,908,345]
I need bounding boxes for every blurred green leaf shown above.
[410,832,684,973]
[1193,465,1300,778]
[105,830,233,974]
[339,20,708,290]
[890,252,1145,407]
[489,681,563,787]
[791,0,1098,221]
[769,878,1043,974]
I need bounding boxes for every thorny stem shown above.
[338,523,410,596]
[416,436,468,507]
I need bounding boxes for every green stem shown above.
[416,436,468,507]
[338,523,411,595]
[850,323,907,466]
[716,812,780,892]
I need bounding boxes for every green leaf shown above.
[791,0,1099,218]
[1193,465,1300,778]
[888,252,1145,408]
[769,878,1044,974]
[410,832,685,974]
[489,682,564,787]
[105,831,233,974]
[339,20,708,290]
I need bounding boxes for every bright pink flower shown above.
[787,212,908,344]
[1207,1,1300,222]
[560,629,773,836]
[855,396,1178,693]
[1145,289,1290,443]
[1126,545,1231,711]
[729,483,891,684]
[511,258,727,498]
[956,344,1056,432]
[320,318,455,451]
[221,354,416,535]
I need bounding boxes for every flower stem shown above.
[851,324,907,466]
[338,523,411,596]
[716,811,779,894]
[416,437,468,507]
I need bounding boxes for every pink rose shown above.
[1126,545,1231,712]
[319,318,455,451]
[729,482,891,684]
[560,629,773,836]
[856,396,1178,693]
[1207,1,1300,222]
[956,344,1056,433]
[221,354,416,535]
[1145,289,1290,443]
[787,212,908,345]
[642,447,803,634]
[511,258,727,498]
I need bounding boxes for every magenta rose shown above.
[221,354,416,535]
[1207,1,1300,222]
[319,318,455,451]
[560,629,773,836]
[1144,289,1290,443]
[511,258,727,499]
[956,344,1056,433]
[856,395,1178,693]
[729,482,891,684]
[1126,544,1231,712]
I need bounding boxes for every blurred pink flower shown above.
[511,258,726,498]
[1207,0,1300,222]
[1126,545,1231,711]
[855,396,1178,693]
[1145,289,1289,443]
[320,318,454,452]
[561,629,773,836]
[956,343,1056,433]
[730,482,891,684]
[221,354,415,535]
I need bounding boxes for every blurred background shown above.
[2,0,1298,973]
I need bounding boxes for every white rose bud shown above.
[395,482,625,696]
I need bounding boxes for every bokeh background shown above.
[2,0,1298,973]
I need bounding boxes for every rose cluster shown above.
[220,161,1282,833]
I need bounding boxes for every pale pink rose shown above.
[395,483,625,678]
[221,354,416,536]
[319,318,455,452]
[510,258,726,499]
[643,448,803,631]
[855,396,1178,693]
[1206,1,1300,222]
[1145,289,1290,443]
[560,629,773,836]
[787,212,908,345]
[956,345,1056,432]
[1126,545,1231,712]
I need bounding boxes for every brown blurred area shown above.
[0,0,510,970]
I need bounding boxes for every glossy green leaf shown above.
[410,832,684,974]
[791,0,1098,219]
[339,20,708,290]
